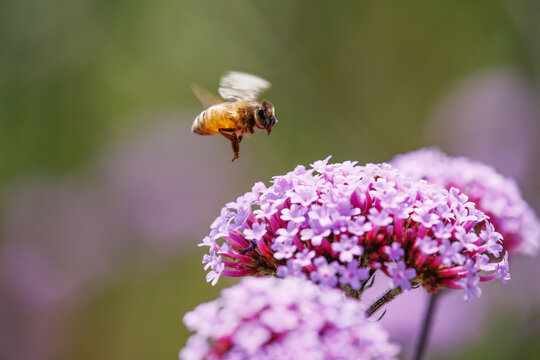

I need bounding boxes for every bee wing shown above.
[191,84,224,108]
[218,71,271,101]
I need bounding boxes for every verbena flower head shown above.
[201,157,510,300]
[180,277,400,360]
[391,147,540,256]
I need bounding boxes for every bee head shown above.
[255,101,278,134]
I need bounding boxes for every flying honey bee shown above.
[191,71,277,161]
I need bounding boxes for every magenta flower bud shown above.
[391,147,540,256]
[200,157,510,300]
[180,277,400,360]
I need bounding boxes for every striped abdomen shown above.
[191,103,240,135]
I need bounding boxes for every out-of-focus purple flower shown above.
[201,157,509,298]
[180,277,400,360]
[391,147,540,256]
[425,68,540,183]
[98,119,240,244]
[0,181,118,360]
[0,117,245,360]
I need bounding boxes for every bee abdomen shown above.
[192,104,240,135]
[192,108,213,135]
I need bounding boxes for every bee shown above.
[191,71,278,161]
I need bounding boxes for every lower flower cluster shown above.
[201,157,510,300]
[180,277,400,360]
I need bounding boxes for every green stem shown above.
[365,287,402,318]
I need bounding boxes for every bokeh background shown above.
[1,1,540,359]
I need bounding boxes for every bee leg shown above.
[218,128,240,161]
[230,136,240,161]
[240,241,257,254]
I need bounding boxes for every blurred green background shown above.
[1,1,539,359]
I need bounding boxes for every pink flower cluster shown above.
[200,157,510,299]
[180,277,400,360]
[391,148,540,256]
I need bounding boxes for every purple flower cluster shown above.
[180,277,400,360]
[391,148,540,256]
[200,157,510,299]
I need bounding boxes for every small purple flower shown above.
[453,204,480,225]
[387,261,417,291]
[292,248,316,267]
[243,222,267,241]
[202,247,219,271]
[459,266,482,300]
[479,223,504,257]
[432,222,453,240]
[494,252,511,285]
[411,206,440,228]
[290,185,318,206]
[310,257,339,287]
[438,239,466,267]
[253,201,278,219]
[367,208,393,227]
[231,206,250,229]
[276,259,307,279]
[272,242,297,260]
[454,226,479,252]
[299,220,331,246]
[308,205,333,227]
[280,204,307,223]
[416,236,439,255]
[205,260,224,286]
[339,260,370,290]
[331,235,363,263]
[348,216,373,236]
[198,236,215,248]
[180,277,400,360]
[275,222,299,244]
[384,242,404,261]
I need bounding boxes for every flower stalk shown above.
[413,292,441,360]
[366,287,403,317]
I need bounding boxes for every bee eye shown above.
[257,108,266,119]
